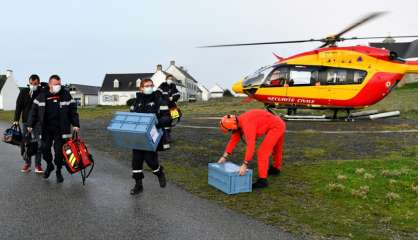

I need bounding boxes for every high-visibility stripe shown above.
[163,144,170,149]
[60,100,76,106]
[160,106,169,110]
[132,170,143,173]
[62,134,72,138]
[172,92,180,96]
[152,166,160,173]
[33,99,46,107]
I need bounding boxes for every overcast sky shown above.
[1,0,417,89]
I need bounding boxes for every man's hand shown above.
[239,164,248,176]
[217,153,229,164]
[27,127,33,133]
[73,127,80,132]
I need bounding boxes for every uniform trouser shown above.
[256,127,285,179]
[22,123,42,166]
[132,149,161,180]
[42,129,65,169]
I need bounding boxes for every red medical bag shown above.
[62,132,94,185]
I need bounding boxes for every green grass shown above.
[0,105,127,122]
[166,156,418,239]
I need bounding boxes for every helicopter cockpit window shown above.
[243,65,273,88]
[264,67,289,87]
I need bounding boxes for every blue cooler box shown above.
[107,112,163,151]
[208,162,253,194]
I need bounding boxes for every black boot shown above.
[43,164,54,179]
[130,179,143,195]
[252,178,268,189]
[268,166,281,176]
[154,166,166,188]
[56,168,64,183]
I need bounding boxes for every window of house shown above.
[103,95,113,102]
[113,79,119,88]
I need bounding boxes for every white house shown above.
[68,84,100,107]
[99,73,154,106]
[198,84,211,101]
[210,84,224,98]
[165,61,204,101]
[0,70,20,111]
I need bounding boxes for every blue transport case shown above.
[208,162,253,194]
[107,112,163,151]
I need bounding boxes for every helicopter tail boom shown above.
[405,61,418,74]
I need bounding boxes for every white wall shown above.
[0,94,3,109]
[166,65,200,101]
[211,92,224,98]
[1,75,20,110]
[85,95,98,106]
[99,91,136,106]
[151,70,167,89]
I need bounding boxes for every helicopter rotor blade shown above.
[198,39,323,48]
[341,35,418,41]
[333,12,387,39]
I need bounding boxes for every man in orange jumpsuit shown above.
[218,109,286,189]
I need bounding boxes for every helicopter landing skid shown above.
[271,110,401,122]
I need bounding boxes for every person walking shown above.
[156,74,180,142]
[130,79,171,195]
[27,75,80,183]
[13,74,43,173]
[218,109,286,189]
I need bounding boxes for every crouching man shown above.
[27,75,80,183]
[218,109,286,189]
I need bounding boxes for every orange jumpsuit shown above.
[225,109,286,178]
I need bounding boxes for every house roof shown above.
[0,75,6,92]
[100,73,154,92]
[210,84,224,93]
[175,66,197,83]
[69,84,100,95]
[369,39,418,59]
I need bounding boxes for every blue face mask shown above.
[143,87,153,95]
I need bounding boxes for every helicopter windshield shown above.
[243,65,274,88]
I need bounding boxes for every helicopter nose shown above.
[232,79,244,94]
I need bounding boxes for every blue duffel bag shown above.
[2,124,23,146]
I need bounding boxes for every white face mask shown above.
[143,87,153,95]
[167,80,173,85]
[51,85,61,94]
[29,85,38,91]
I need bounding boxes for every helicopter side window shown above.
[288,66,313,86]
[326,69,347,85]
[353,71,366,84]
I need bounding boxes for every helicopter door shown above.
[286,66,316,101]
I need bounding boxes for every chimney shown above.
[170,60,175,66]
[5,69,13,78]
[156,64,163,71]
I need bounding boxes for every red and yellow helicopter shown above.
[202,12,418,119]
